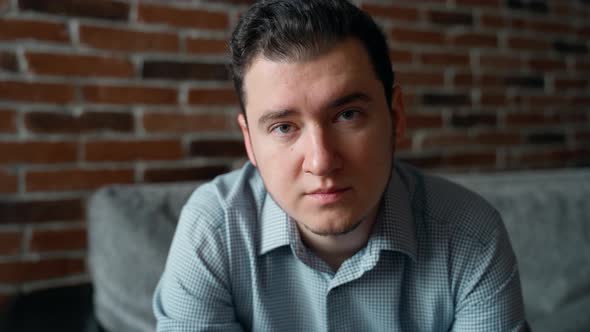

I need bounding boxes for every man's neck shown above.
[297,209,378,272]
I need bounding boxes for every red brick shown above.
[85,140,183,162]
[445,151,496,167]
[361,4,419,21]
[475,132,521,145]
[508,37,550,51]
[138,4,228,30]
[188,88,239,106]
[26,168,134,192]
[0,141,77,165]
[420,52,469,67]
[25,111,133,134]
[504,75,544,89]
[480,94,507,106]
[0,18,69,42]
[79,25,179,52]
[142,61,228,81]
[480,14,507,28]
[520,95,569,107]
[454,73,474,86]
[406,113,444,130]
[26,52,134,78]
[400,154,443,169]
[428,10,473,26]
[456,0,500,7]
[451,112,497,128]
[29,227,87,252]
[575,60,590,72]
[186,38,228,55]
[389,49,414,64]
[505,113,549,126]
[508,148,589,166]
[19,0,129,20]
[422,93,470,106]
[0,81,75,104]
[0,258,85,283]
[573,97,590,106]
[576,131,590,142]
[396,71,444,87]
[0,169,17,193]
[419,132,470,148]
[190,140,245,157]
[555,79,588,89]
[579,26,590,39]
[0,231,22,255]
[528,58,566,71]
[143,113,231,133]
[83,85,177,105]
[0,109,16,133]
[529,21,574,35]
[510,18,528,30]
[0,198,84,224]
[396,136,412,151]
[0,51,18,72]
[559,112,588,124]
[451,33,498,48]
[480,55,522,69]
[144,165,229,183]
[505,112,585,127]
[391,27,445,45]
[403,92,418,108]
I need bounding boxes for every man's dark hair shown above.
[229,0,394,117]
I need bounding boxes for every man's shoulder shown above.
[181,162,265,229]
[400,162,503,246]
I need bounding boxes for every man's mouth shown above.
[305,187,351,204]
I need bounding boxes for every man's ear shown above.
[237,113,257,167]
[391,85,407,144]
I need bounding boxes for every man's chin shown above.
[299,217,365,237]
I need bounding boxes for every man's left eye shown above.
[338,110,359,121]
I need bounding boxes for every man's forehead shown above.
[242,39,378,116]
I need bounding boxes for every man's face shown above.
[238,39,405,236]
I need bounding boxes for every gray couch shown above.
[87,167,590,332]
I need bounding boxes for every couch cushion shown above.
[447,168,590,332]
[87,182,199,332]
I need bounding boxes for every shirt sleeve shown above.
[450,211,529,332]
[152,186,244,332]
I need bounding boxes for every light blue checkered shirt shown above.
[153,161,527,331]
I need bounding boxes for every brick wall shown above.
[0,0,588,303]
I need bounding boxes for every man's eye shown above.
[271,124,293,135]
[338,109,359,121]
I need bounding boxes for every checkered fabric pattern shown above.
[153,161,527,331]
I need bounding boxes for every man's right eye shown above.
[271,124,293,135]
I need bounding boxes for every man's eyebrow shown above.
[257,109,296,129]
[327,92,372,109]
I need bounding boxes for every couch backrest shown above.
[87,168,590,331]
[446,168,590,326]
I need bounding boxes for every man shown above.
[153,0,527,330]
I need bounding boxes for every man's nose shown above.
[301,128,342,176]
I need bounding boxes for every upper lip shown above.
[307,187,350,194]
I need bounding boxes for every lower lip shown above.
[306,188,351,204]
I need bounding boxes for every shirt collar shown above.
[258,193,290,255]
[368,163,418,262]
[257,162,418,261]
